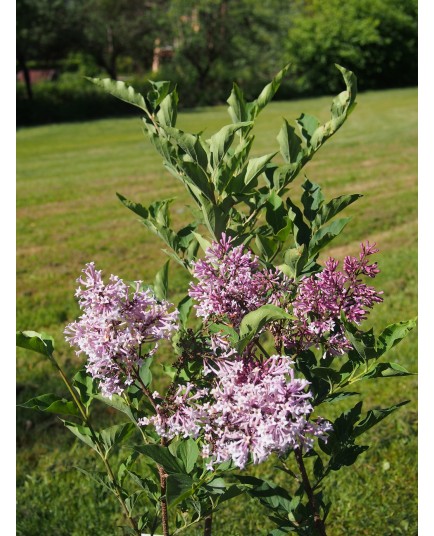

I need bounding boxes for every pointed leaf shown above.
[176,438,199,474]
[19,393,79,416]
[353,401,410,438]
[87,78,147,112]
[317,194,362,226]
[253,64,290,117]
[376,319,417,357]
[238,305,293,351]
[156,89,178,127]
[362,362,415,380]
[135,444,183,474]
[166,473,194,506]
[16,330,55,359]
[154,261,169,301]
[63,421,98,452]
[100,423,136,455]
[310,218,350,256]
[277,119,302,164]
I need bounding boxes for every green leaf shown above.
[265,191,288,235]
[75,467,112,493]
[362,362,415,380]
[296,113,320,145]
[316,193,362,226]
[243,153,276,188]
[162,126,209,170]
[126,470,159,496]
[176,438,199,474]
[177,159,215,202]
[63,421,99,452]
[309,218,350,256]
[135,444,183,474]
[209,122,252,170]
[177,295,193,326]
[252,64,290,118]
[311,367,341,385]
[282,245,310,278]
[147,80,172,108]
[273,65,358,193]
[19,393,79,416]
[343,322,377,362]
[73,369,98,409]
[255,234,278,261]
[192,231,211,253]
[139,357,153,387]
[238,305,293,352]
[286,199,311,247]
[16,330,55,359]
[353,401,410,438]
[227,83,248,123]
[236,475,293,514]
[322,391,360,404]
[100,423,136,456]
[94,393,137,423]
[154,261,169,301]
[166,473,194,506]
[205,477,227,495]
[376,319,417,357]
[155,87,178,127]
[228,66,291,123]
[277,119,302,164]
[199,195,228,239]
[301,179,324,222]
[331,401,363,442]
[87,77,147,113]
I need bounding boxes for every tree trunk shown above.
[17,52,33,100]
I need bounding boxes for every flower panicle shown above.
[65,262,179,398]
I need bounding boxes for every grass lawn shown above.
[16,87,417,535]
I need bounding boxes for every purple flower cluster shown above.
[189,235,382,358]
[140,355,331,469]
[189,233,292,326]
[65,263,179,397]
[284,242,383,356]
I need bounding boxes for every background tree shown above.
[285,0,417,95]
[16,0,84,99]
[80,0,171,80]
[163,0,292,105]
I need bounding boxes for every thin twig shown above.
[50,354,140,534]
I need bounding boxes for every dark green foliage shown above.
[285,0,417,95]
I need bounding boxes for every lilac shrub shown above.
[17,65,416,536]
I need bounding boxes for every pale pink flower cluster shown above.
[65,263,178,397]
[140,354,331,469]
[189,233,292,326]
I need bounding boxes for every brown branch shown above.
[158,459,170,536]
[203,513,213,536]
[294,448,327,536]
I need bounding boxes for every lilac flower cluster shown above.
[65,263,178,397]
[189,235,382,357]
[285,242,383,356]
[140,355,331,469]
[189,233,292,326]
